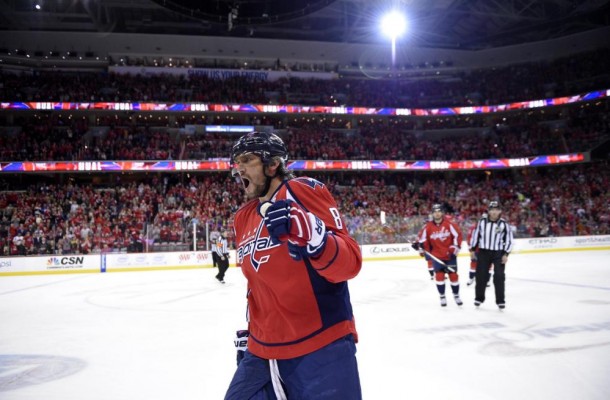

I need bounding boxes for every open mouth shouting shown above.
[239,175,264,199]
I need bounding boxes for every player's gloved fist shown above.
[263,199,327,259]
[411,242,425,257]
[234,329,249,366]
[448,245,460,256]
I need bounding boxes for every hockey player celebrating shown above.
[225,131,362,399]
[412,203,464,307]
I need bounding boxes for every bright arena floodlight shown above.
[380,11,407,70]
[380,11,407,40]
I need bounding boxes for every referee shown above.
[214,231,230,284]
[469,201,514,309]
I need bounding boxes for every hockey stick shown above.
[422,249,456,273]
[410,241,456,273]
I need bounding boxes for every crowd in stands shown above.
[1,162,608,256]
[324,163,609,244]
[283,105,609,160]
[2,48,609,108]
[1,47,609,257]
[1,100,609,163]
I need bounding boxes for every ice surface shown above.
[1,251,609,399]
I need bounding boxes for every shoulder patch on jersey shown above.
[293,177,325,190]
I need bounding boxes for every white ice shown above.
[1,251,609,400]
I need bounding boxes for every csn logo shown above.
[47,256,84,266]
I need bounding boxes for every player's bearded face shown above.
[432,210,443,222]
[234,154,268,199]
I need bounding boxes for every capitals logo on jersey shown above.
[235,178,327,272]
[430,226,451,241]
[236,220,281,271]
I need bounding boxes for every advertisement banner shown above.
[361,243,420,260]
[517,235,610,253]
[0,255,101,275]
[104,251,235,272]
[360,235,610,261]
[1,236,607,276]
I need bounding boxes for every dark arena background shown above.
[1,1,609,399]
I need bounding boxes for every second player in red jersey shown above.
[414,203,464,307]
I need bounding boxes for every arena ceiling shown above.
[1,0,609,50]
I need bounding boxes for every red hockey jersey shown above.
[234,177,362,360]
[418,217,463,261]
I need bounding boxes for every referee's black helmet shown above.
[488,201,501,210]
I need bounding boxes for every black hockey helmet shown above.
[431,203,444,213]
[231,131,288,166]
[488,201,501,210]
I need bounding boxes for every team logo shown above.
[47,256,84,266]
[430,227,451,241]
[237,220,281,271]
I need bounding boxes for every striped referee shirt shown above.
[214,237,229,256]
[469,217,514,254]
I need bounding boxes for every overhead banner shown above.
[2,89,607,115]
[0,153,588,173]
[108,66,337,81]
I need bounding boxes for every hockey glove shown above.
[234,329,249,366]
[448,245,460,257]
[263,199,327,260]
[411,242,425,257]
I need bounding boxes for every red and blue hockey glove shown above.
[234,329,249,366]
[261,199,327,260]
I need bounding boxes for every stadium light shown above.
[380,11,407,71]
[380,11,407,40]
